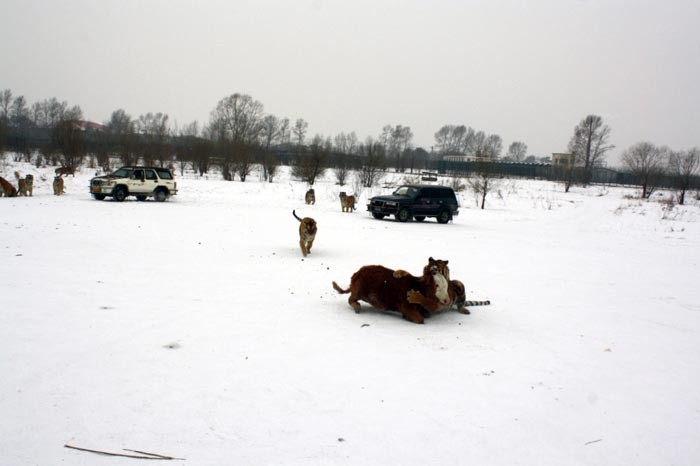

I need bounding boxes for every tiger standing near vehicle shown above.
[53,176,64,196]
[339,192,356,212]
[0,176,18,197]
[25,174,34,196]
[55,166,75,177]
[305,188,315,205]
[15,172,29,196]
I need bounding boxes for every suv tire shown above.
[114,186,127,202]
[93,194,106,201]
[396,208,411,222]
[437,209,451,224]
[154,189,168,202]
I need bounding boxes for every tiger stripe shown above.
[462,300,491,307]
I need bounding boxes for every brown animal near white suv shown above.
[55,166,75,177]
[0,176,18,197]
[53,176,64,196]
[339,192,356,212]
[25,174,34,196]
[293,209,317,257]
[15,171,31,196]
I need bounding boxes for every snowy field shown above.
[1,161,699,466]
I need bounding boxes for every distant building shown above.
[74,120,108,132]
[442,154,492,163]
[552,153,575,168]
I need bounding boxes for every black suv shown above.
[367,185,459,223]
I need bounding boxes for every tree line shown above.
[0,88,697,200]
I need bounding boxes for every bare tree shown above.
[137,112,170,167]
[10,95,31,129]
[568,114,614,183]
[108,109,132,134]
[278,117,291,145]
[209,93,264,145]
[434,124,474,154]
[174,120,199,175]
[621,142,666,198]
[0,117,6,155]
[192,138,212,176]
[332,131,359,185]
[30,98,80,129]
[52,119,85,168]
[382,124,413,171]
[334,132,351,155]
[219,140,234,181]
[259,115,280,150]
[669,147,700,205]
[0,90,9,155]
[259,114,281,181]
[31,99,53,128]
[346,132,359,154]
[232,141,255,181]
[0,89,12,117]
[293,118,308,147]
[357,137,386,188]
[94,148,110,172]
[469,130,486,157]
[482,134,503,158]
[263,152,280,182]
[333,162,349,186]
[467,159,499,209]
[107,109,137,166]
[181,120,199,138]
[208,93,265,180]
[404,147,430,173]
[505,141,528,162]
[292,134,326,185]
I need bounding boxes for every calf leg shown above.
[348,296,361,313]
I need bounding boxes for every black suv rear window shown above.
[394,186,418,196]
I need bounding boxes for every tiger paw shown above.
[406,289,424,304]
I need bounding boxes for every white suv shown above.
[90,166,178,202]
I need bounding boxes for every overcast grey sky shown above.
[2,0,698,165]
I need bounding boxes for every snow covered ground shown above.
[1,160,699,465]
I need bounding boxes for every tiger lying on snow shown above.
[332,257,489,323]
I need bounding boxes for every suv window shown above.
[145,169,158,180]
[111,168,132,177]
[156,169,173,180]
[393,186,418,197]
[431,188,454,199]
